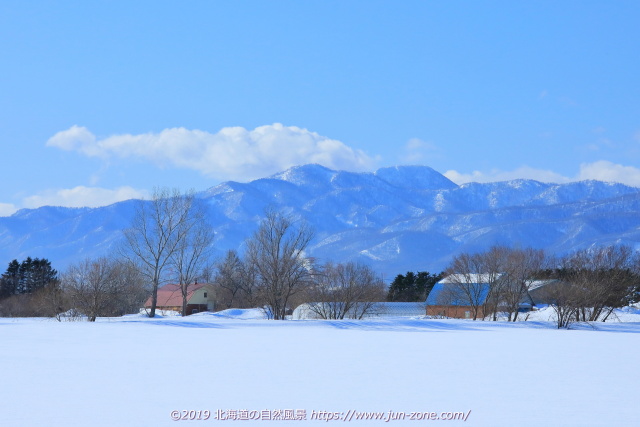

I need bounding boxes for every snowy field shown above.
[1,308,639,427]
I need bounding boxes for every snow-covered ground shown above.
[1,308,639,427]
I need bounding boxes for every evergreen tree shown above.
[0,260,20,298]
[28,258,58,293]
[18,257,34,294]
[415,271,441,300]
[387,270,442,302]
[0,257,58,298]
[387,274,404,302]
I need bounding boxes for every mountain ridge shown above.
[2,164,640,278]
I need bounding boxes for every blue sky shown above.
[1,1,640,215]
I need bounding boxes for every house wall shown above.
[426,305,487,319]
[188,287,209,305]
[186,304,208,315]
[189,286,216,306]
[144,284,216,314]
[153,305,181,312]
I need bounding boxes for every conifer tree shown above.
[0,257,58,298]
[387,271,442,302]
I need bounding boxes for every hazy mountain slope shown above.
[1,163,639,278]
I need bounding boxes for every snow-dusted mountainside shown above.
[2,163,640,278]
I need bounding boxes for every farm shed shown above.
[144,283,215,314]
[425,274,539,319]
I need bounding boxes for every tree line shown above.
[386,271,442,302]
[0,189,390,321]
[440,245,640,327]
[3,187,638,325]
[0,257,60,317]
[0,256,148,321]
[211,210,387,320]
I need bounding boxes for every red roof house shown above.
[145,283,215,314]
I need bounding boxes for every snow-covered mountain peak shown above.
[268,164,337,187]
[3,164,640,278]
[375,165,458,190]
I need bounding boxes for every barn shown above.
[144,283,215,315]
[425,274,550,319]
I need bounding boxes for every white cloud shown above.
[0,203,18,217]
[22,186,148,209]
[445,162,640,188]
[47,123,377,181]
[46,125,102,157]
[577,161,640,187]
[444,166,571,185]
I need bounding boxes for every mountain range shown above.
[2,164,640,279]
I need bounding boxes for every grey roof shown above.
[426,274,542,308]
[426,281,492,306]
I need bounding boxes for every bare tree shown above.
[537,276,580,329]
[238,256,262,308]
[108,259,148,316]
[212,250,263,310]
[170,198,214,316]
[35,282,69,321]
[536,246,640,328]
[561,245,636,322]
[442,246,546,321]
[476,246,508,321]
[500,247,546,321]
[444,252,495,320]
[214,250,246,309]
[245,209,315,320]
[62,258,111,321]
[305,262,385,319]
[62,257,145,321]
[123,188,197,318]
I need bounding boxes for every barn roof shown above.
[439,273,503,284]
[426,275,546,307]
[426,281,491,306]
